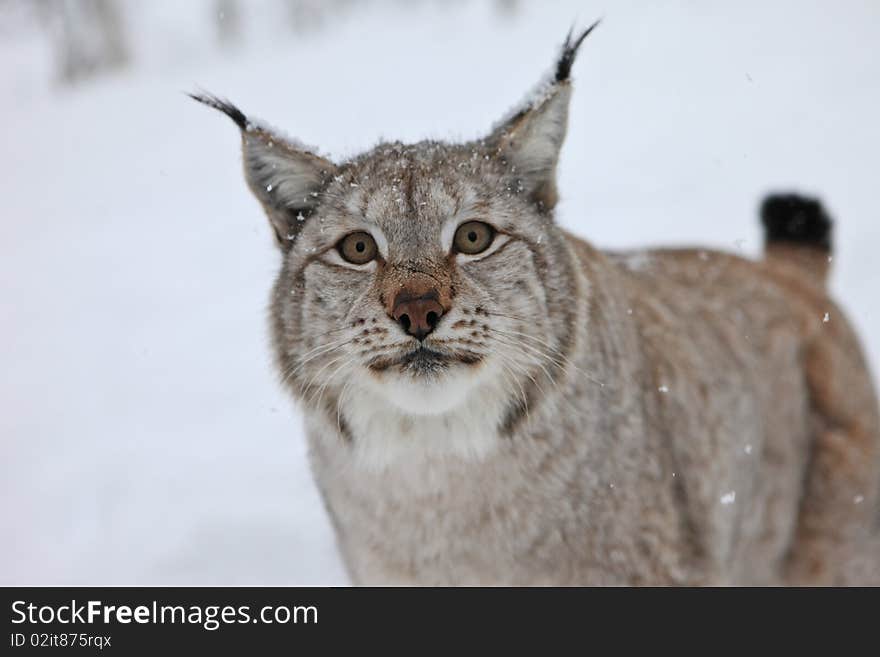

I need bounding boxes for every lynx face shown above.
[192,25,595,447]
[275,140,567,417]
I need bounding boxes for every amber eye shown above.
[453,221,495,255]
[338,231,378,265]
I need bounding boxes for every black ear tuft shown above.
[188,91,248,130]
[760,193,833,252]
[555,19,601,83]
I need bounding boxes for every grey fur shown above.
[193,31,880,585]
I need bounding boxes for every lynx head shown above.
[192,24,597,449]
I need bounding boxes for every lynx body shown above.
[193,26,880,585]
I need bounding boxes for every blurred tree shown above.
[38,0,129,84]
[215,0,242,47]
[286,0,326,34]
[495,0,520,18]
[285,0,358,35]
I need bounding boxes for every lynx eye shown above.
[453,221,495,255]
[338,231,378,265]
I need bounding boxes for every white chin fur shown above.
[368,367,479,416]
[342,361,510,470]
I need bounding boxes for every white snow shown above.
[720,492,737,506]
[2,1,879,585]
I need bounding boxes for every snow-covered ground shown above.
[2,0,878,585]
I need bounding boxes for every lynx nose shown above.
[391,290,444,340]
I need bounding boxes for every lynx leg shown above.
[783,335,880,585]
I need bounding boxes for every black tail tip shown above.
[760,193,833,252]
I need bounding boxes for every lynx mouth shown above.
[368,346,483,375]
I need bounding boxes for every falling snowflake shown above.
[854,495,864,505]
[658,385,669,393]
[621,252,652,272]
[744,444,753,455]
[720,491,736,505]
[822,312,830,323]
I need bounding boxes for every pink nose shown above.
[391,291,444,340]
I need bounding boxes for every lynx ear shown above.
[189,93,337,249]
[488,21,599,211]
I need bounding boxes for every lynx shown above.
[192,24,880,585]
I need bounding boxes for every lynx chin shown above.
[192,22,880,585]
